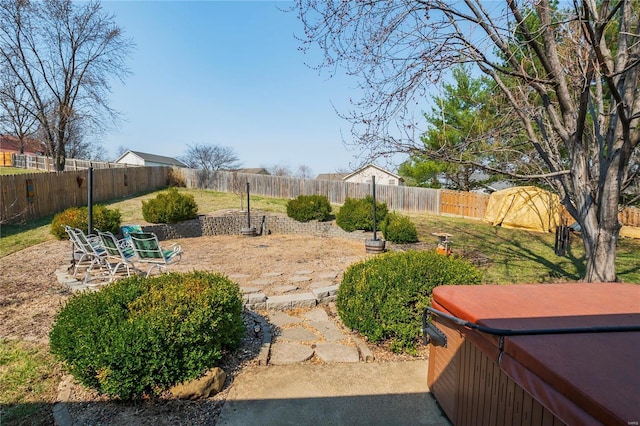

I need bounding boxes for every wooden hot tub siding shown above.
[428,316,565,426]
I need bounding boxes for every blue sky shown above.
[100,0,398,176]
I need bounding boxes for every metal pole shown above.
[246,181,251,228]
[87,166,93,235]
[372,175,377,241]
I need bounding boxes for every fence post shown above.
[87,167,94,234]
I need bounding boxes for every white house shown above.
[342,164,404,186]
[115,150,188,168]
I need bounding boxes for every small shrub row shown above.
[286,195,332,222]
[337,251,482,354]
[142,187,198,223]
[50,205,121,240]
[49,271,244,399]
[336,196,388,232]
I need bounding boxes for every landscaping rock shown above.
[170,367,226,400]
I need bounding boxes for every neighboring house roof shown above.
[316,173,349,181]
[115,150,188,167]
[469,172,514,192]
[342,164,404,182]
[0,135,46,155]
[231,168,270,175]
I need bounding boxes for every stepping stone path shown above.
[266,306,367,364]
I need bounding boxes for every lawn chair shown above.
[121,224,143,240]
[64,225,89,277]
[67,227,110,284]
[97,230,140,280]
[129,232,182,277]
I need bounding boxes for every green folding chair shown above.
[129,232,182,277]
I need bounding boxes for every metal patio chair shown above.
[97,230,140,280]
[129,232,182,277]
[64,225,107,279]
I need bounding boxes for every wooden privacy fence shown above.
[11,154,126,171]
[180,168,640,227]
[1,167,169,224]
[182,169,444,215]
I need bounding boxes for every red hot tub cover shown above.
[431,283,640,425]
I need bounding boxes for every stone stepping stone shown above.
[289,275,312,283]
[314,343,359,363]
[278,327,318,342]
[245,293,267,304]
[317,271,338,279]
[310,321,345,342]
[310,280,334,289]
[250,278,275,286]
[302,308,329,322]
[262,272,284,277]
[267,311,304,327]
[273,285,298,294]
[294,270,314,275]
[312,285,339,299]
[269,342,314,365]
[267,293,318,310]
[240,286,262,294]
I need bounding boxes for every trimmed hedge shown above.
[381,212,419,243]
[49,271,244,399]
[337,251,482,353]
[336,195,388,232]
[142,187,198,223]
[286,195,332,222]
[50,205,121,240]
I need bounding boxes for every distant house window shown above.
[365,179,372,183]
[389,179,396,185]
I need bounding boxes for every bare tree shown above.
[181,143,241,171]
[0,0,133,171]
[294,0,640,282]
[0,70,38,153]
[181,143,241,188]
[268,163,293,177]
[295,164,314,178]
[115,145,129,159]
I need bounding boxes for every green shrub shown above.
[49,271,244,399]
[50,205,122,240]
[286,195,332,222]
[381,212,419,243]
[337,251,482,354]
[336,196,388,232]
[142,188,198,223]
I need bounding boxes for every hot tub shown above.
[426,283,640,425]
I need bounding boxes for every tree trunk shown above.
[581,224,619,282]
[55,149,65,171]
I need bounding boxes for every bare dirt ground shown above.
[0,233,429,424]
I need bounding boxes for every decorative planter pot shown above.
[241,227,257,237]
[365,238,386,254]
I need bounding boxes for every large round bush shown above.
[337,251,482,353]
[336,195,388,232]
[286,194,332,222]
[49,271,244,399]
[142,187,198,223]
[51,205,121,239]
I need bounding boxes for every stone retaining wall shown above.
[138,211,371,242]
